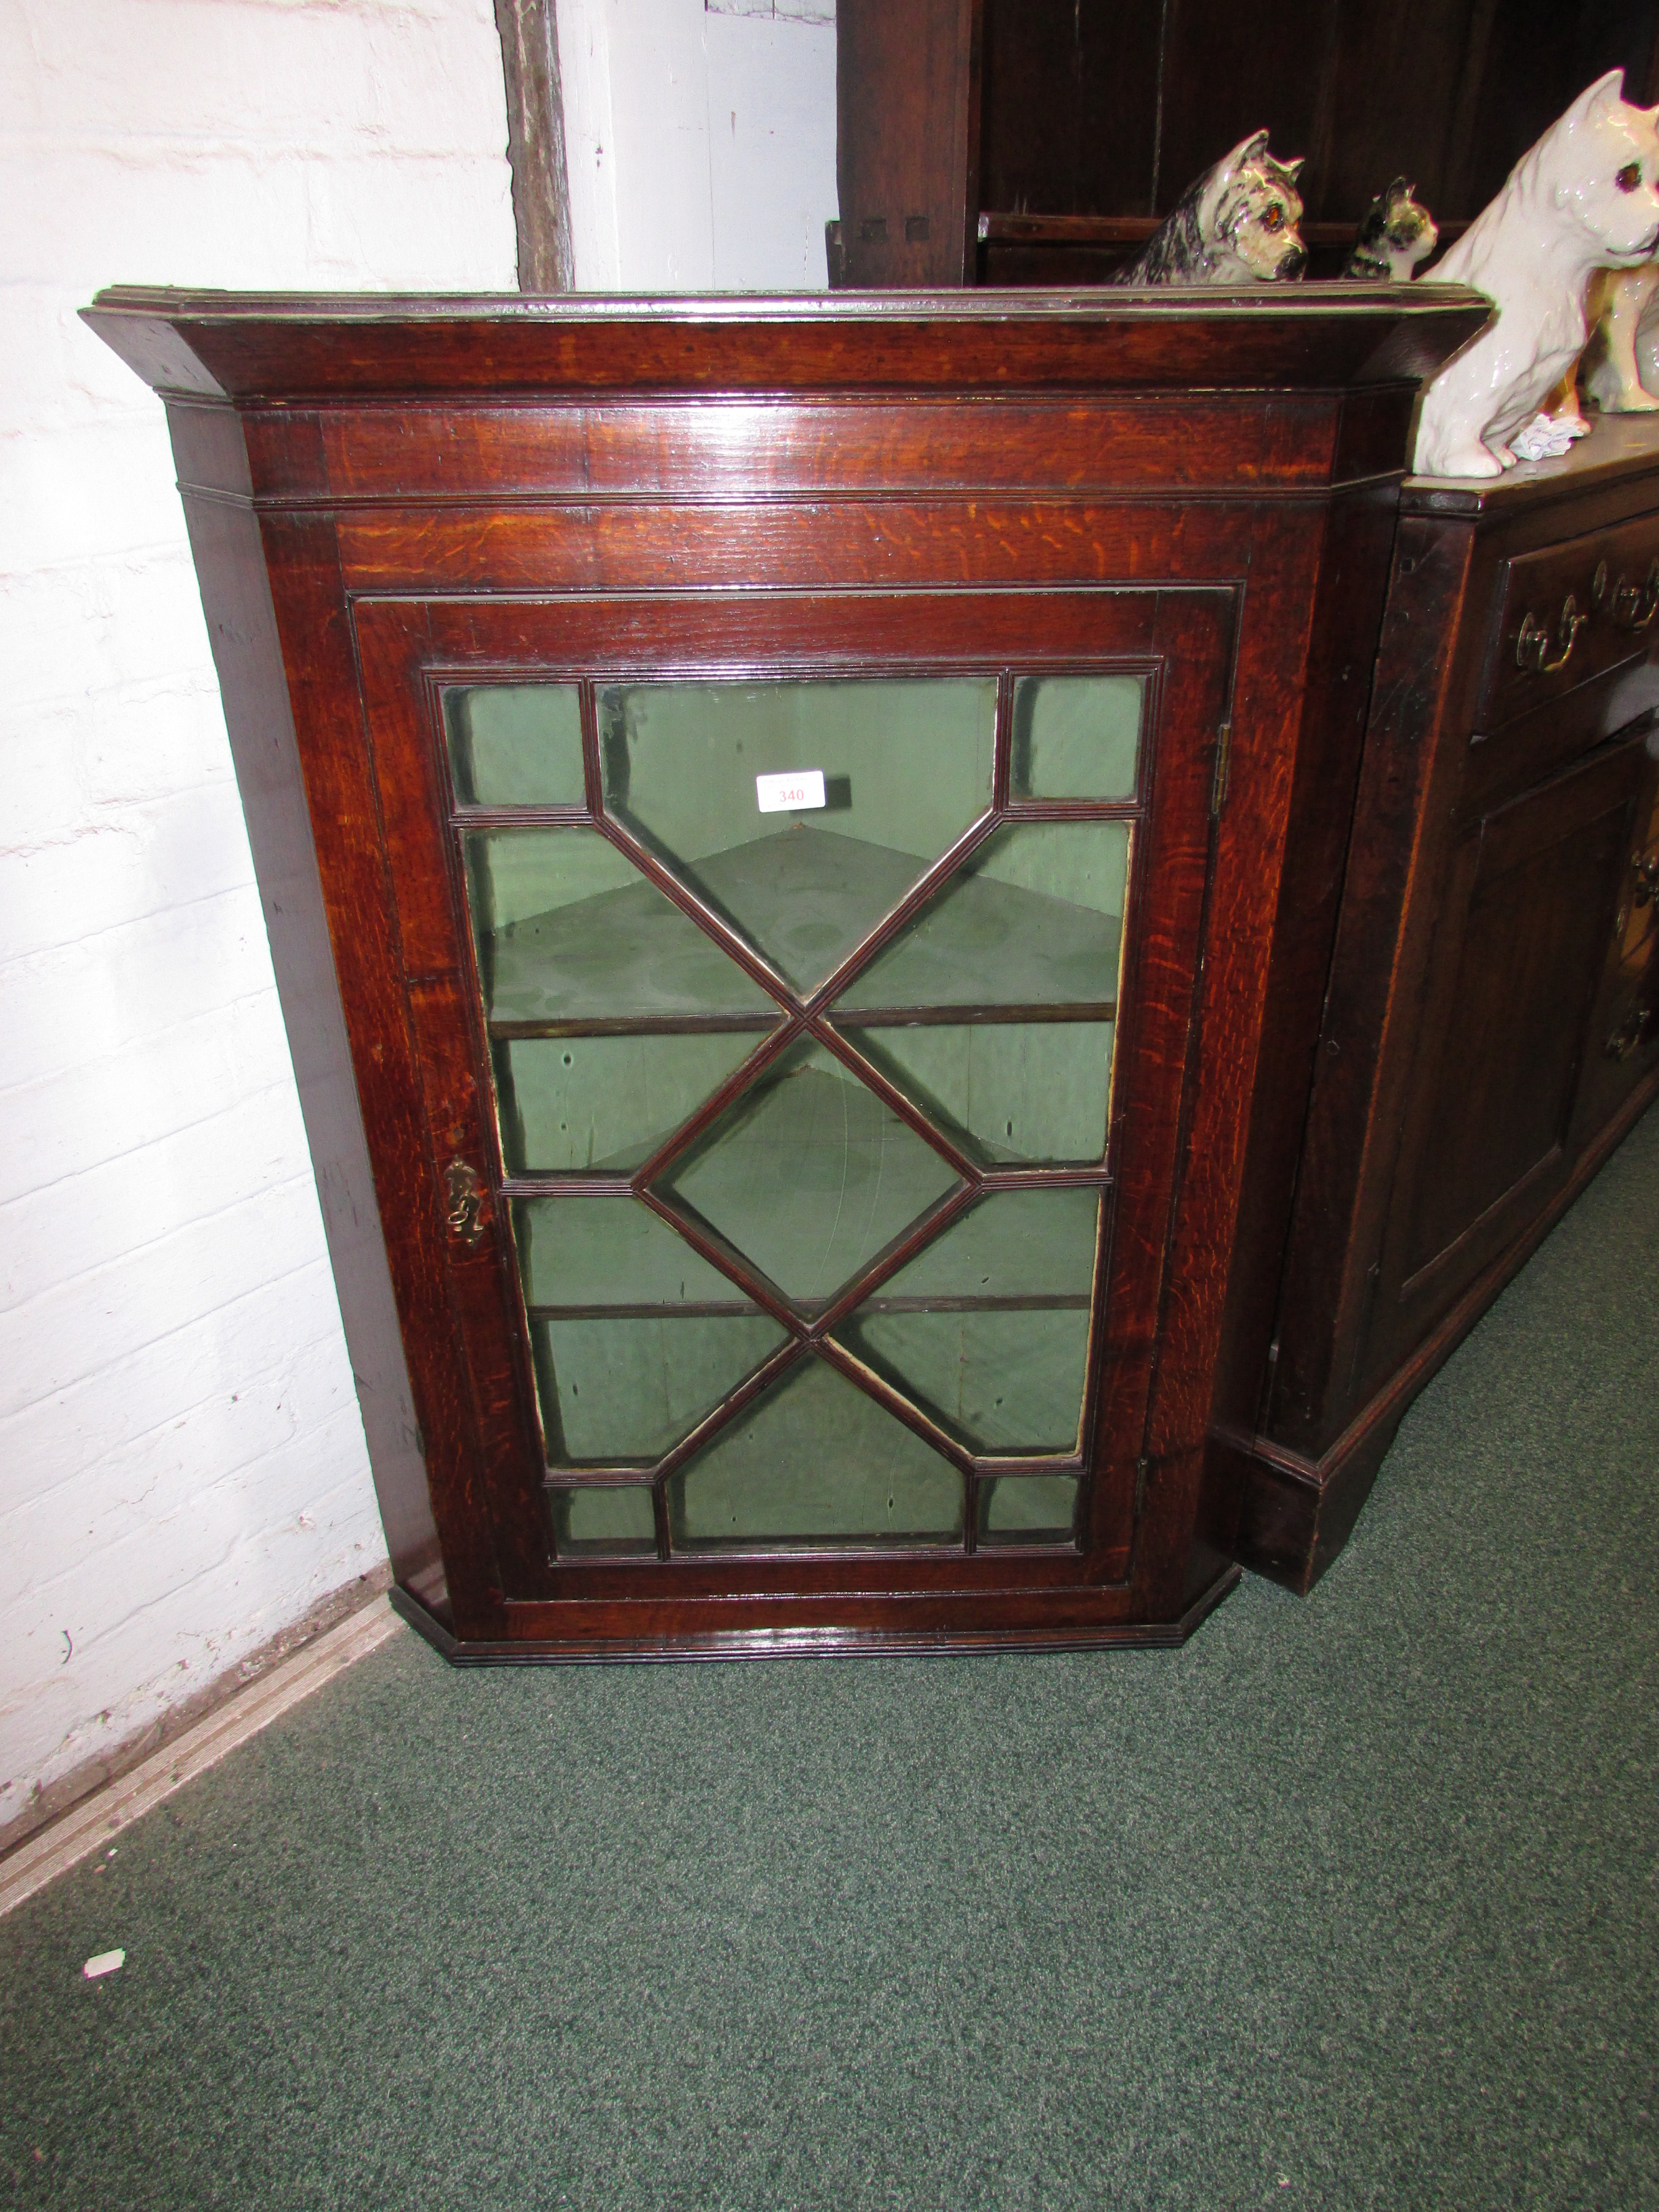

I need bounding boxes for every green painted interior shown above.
[841,1310,1090,1454]
[549,1483,657,1556]
[668,1354,964,1546]
[835,819,1129,1010]
[515,1194,739,1307]
[660,1040,963,1307]
[497,1031,771,1174]
[979,1471,1081,1537]
[598,678,996,987]
[534,1313,787,1462]
[832,1190,1099,1455]
[838,1019,1115,1164]
[466,829,776,1025]
[1010,673,1143,800]
[854,1187,1100,1300]
[443,682,586,807]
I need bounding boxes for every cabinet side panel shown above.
[1134,524,1324,1612]
[1263,515,1479,1454]
[167,426,441,1601]
[1204,480,1402,1540]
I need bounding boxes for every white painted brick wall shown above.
[0,0,518,1836]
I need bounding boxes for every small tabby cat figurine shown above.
[1345,179,1439,279]
[1114,130,1307,285]
[1577,264,1659,412]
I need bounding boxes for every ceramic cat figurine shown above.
[1547,264,1659,429]
[1345,179,1438,279]
[1414,71,1659,478]
[1578,264,1659,411]
[1114,131,1307,285]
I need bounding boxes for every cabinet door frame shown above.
[350,584,1236,1643]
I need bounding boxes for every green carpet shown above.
[4,1110,1656,2212]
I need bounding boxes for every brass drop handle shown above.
[443,1158,488,1247]
[1633,853,1659,909]
[1592,556,1659,632]
[1605,1004,1654,1062]
[1514,593,1586,674]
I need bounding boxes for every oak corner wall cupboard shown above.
[82,286,1485,1660]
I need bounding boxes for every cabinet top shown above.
[1402,413,1659,520]
[84,285,1487,404]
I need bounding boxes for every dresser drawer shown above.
[1476,512,1659,734]
[1463,664,1659,816]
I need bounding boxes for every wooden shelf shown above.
[486,827,1124,1032]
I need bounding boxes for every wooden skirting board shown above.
[0,1598,403,1921]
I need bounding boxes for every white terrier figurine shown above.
[1414,71,1659,478]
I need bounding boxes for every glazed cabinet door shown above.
[350,588,1233,1640]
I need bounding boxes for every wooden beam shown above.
[493,0,576,293]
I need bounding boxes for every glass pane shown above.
[515,1194,742,1309]
[1011,675,1142,800]
[445,684,586,808]
[598,679,996,992]
[465,828,776,1027]
[551,1484,657,1557]
[497,1031,770,1174]
[832,1191,1099,1454]
[858,1186,1100,1301]
[840,1311,1090,1454]
[836,821,1130,1012]
[669,1355,963,1547]
[655,1039,962,1308]
[978,1474,1080,1541]
[534,1314,787,1462]
[836,1020,1114,1165]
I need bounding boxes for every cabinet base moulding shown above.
[1223,1063,1659,1595]
[389,1564,1243,1662]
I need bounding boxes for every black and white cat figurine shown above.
[1345,178,1439,279]
[1114,130,1307,285]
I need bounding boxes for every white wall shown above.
[0,0,517,1841]
[559,0,838,289]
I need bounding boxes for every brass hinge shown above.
[1210,720,1233,817]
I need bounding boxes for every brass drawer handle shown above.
[1592,556,1659,631]
[443,1158,488,1247]
[1514,593,1586,674]
[1605,1004,1655,1062]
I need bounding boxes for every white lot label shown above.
[756,769,825,814]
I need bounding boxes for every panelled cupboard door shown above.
[1360,727,1651,1394]
[1569,743,1659,1147]
[352,588,1234,1624]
